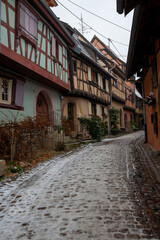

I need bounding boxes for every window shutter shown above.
[29,12,37,39]
[106,80,109,92]
[51,36,56,58]
[88,67,91,81]
[8,80,12,104]
[15,80,24,107]
[88,102,92,115]
[20,3,26,30]
[98,73,101,88]
[25,8,30,33]
[97,105,101,117]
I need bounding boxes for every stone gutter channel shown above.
[128,135,160,238]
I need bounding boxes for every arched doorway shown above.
[36,92,49,118]
[124,113,127,129]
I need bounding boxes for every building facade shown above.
[91,35,136,131]
[117,0,160,150]
[61,24,112,136]
[0,0,74,124]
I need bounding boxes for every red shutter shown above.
[15,80,24,107]
[51,36,56,57]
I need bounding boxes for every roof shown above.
[91,35,125,65]
[117,0,142,15]
[126,0,160,78]
[91,35,126,77]
[61,22,114,79]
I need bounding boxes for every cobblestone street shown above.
[0,131,160,240]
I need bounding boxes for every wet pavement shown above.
[0,131,160,239]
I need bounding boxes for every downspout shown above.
[141,79,147,143]
[108,62,117,134]
[116,0,124,14]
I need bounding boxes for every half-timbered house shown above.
[124,80,135,131]
[0,0,74,124]
[117,0,160,150]
[61,24,112,136]
[91,35,136,131]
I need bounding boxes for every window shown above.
[0,78,12,104]
[19,3,38,42]
[102,77,106,91]
[122,83,124,92]
[113,79,117,87]
[98,74,102,89]
[0,74,24,108]
[91,103,97,116]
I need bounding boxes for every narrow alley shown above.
[0,131,159,240]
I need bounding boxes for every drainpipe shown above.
[141,79,147,143]
[108,62,117,135]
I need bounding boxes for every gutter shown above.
[126,5,142,78]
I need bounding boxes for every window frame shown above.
[0,71,25,110]
[0,78,12,105]
[73,60,77,73]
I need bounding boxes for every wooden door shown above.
[124,113,127,129]
[36,92,49,118]
[68,103,74,130]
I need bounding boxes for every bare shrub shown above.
[0,111,51,162]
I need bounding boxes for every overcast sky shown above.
[52,0,134,63]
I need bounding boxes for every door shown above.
[36,92,49,119]
[124,113,127,129]
[68,103,74,131]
